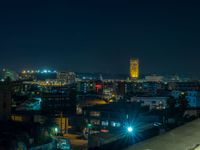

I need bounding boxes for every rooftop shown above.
[126,119,200,150]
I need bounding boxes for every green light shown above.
[55,127,58,133]
[87,123,92,129]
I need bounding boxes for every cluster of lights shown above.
[41,70,57,73]
[22,70,57,74]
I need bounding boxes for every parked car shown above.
[56,138,71,150]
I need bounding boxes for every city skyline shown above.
[0,1,200,150]
[0,0,200,76]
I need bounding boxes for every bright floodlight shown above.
[127,126,133,133]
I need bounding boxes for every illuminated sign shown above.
[101,129,109,133]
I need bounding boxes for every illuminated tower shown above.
[130,58,139,79]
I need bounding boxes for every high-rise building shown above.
[130,58,139,79]
[57,71,76,85]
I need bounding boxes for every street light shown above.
[87,123,92,129]
[55,127,58,133]
[127,126,134,133]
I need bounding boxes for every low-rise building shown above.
[130,96,168,110]
[83,102,158,135]
[171,90,200,108]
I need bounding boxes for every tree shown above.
[177,94,189,116]
[166,96,177,117]
[167,96,176,109]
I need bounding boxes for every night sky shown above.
[0,0,200,76]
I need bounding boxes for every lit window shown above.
[91,119,100,125]
[101,121,109,126]
[90,111,101,117]
[111,121,121,127]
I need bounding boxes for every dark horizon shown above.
[0,0,200,76]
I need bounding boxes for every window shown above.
[91,119,100,125]
[111,121,121,127]
[101,121,109,126]
[90,111,100,117]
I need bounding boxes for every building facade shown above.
[41,86,76,115]
[130,58,139,79]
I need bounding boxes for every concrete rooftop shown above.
[126,119,200,150]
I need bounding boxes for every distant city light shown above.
[21,69,58,74]
[21,69,57,74]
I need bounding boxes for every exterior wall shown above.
[130,58,139,79]
[186,91,200,107]
[130,97,168,110]
[83,103,157,136]
[55,117,69,134]
[11,115,28,122]
[41,86,76,115]
[76,81,96,93]
[171,90,182,99]
[171,90,200,108]
[57,71,76,85]
[145,76,164,82]
[168,82,200,91]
